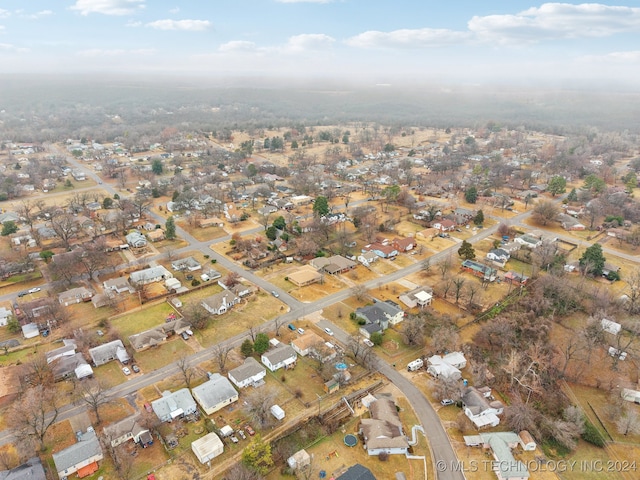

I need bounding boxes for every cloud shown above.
[346,28,470,48]
[125,20,142,27]
[70,0,145,16]
[169,7,180,14]
[218,41,258,53]
[468,3,640,43]
[580,50,640,63]
[146,19,211,31]
[22,10,54,20]
[0,43,29,53]
[0,9,10,19]
[286,33,335,52]
[76,48,155,57]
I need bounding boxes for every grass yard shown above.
[562,440,625,480]
[134,337,196,371]
[110,302,176,339]
[180,224,228,242]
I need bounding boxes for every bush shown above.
[357,318,366,325]
[191,279,201,287]
[350,312,357,321]
[581,419,606,447]
[378,452,389,462]
[211,259,217,264]
[204,255,210,259]
[205,418,216,433]
[284,276,288,281]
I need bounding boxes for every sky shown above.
[1,0,640,86]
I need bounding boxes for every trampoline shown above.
[335,362,348,371]
[344,434,358,447]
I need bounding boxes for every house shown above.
[171,257,202,272]
[228,283,252,298]
[198,217,224,228]
[310,255,357,274]
[0,307,12,327]
[336,464,377,480]
[357,251,378,267]
[461,260,497,281]
[52,429,103,479]
[46,340,78,364]
[465,432,530,480]
[486,248,510,265]
[461,387,504,428]
[426,354,463,380]
[89,339,130,366]
[399,286,433,309]
[146,229,165,242]
[287,449,311,470]
[391,237,417,252]
[191,432,224,464]
[602,262,621,278]
[431,219,456,232]
[51,352,93,382]
[601,318,622,335]
[288,265,322,287]
[362,242,398,259]
[359,322,383,339]
[58,287,93,306]
[359,396,409,456]
[291,331,325,357]
[125,231,147,248]
[152,388,197,422]
[558,213,586,231]
[21,323,40,339]
[261,344,297,372]
[103,415,152,448]
[355,301,405,330]
[514,234,542,249]
[128,318,191,351]
[201,291,240,315]
[228,357,266,389]
[504,271,528,286]
[129,265,172,286]
[621,388,640,404]
[103,277,133,294]
[192,373,239,415]
[0,457,46,480]
[165,278,182,291]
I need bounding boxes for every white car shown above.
[28,287,41,294]
[122,367,131,376]
[363,339,374,347]
[324,327,334,336]
[297,328,305,335]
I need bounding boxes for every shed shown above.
[287,449,311,470]
[191,433,224,464]
[219,425,234,437]
[270,404,285,421]
[519,430,536,451]
[601,318,621,335]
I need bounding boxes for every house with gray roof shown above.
[103,415,152,448]
[58,286,93,306]
[355,300,404,330]
[151,388,197,422]
[125,231,147,248]
[201,291,240,315]
[52,429,103,480]
[89,339,130,366]
[228,357,266,388]
[171,256,202,272]
[192,373,239,415]
[129,265,172,286]
[261,344,297,372]
[128,318,191,351]
[336,464,377,480]
[463,432,530,480]
[461,386,504,429]
[103,276,133,294]
[359,396,409,456]
[0,457,46,480]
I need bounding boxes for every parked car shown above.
[440,399,455,406]
[230,435,239,444]
[244,425,255,436]
[181,332,189,340]
[324,327,334,336]
[363,339,374,347]
[271,290,280,298]
[96,330,104,336]
[122,367,131,375]
[28,287,41,294]
[288,323,296,331]
[297,328,305,335]
[131,365,140,373]
[144,402,153,412]
[17,291,27,297]
[237,430,246,440]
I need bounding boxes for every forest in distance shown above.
[2,75,640,142]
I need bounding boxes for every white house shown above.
[52,429,103,480]
[88,340,130,366]
[261,344,297,372]
[427,354,462,380]
[601,318,622,335]
[152,388,197,422]
[228,357,266,388]
[58,287,93,306]
[0,307,12,327]
[103,277,133,294]
[201,291,240,315]
[359,396,409,456]
[125,231,147,248]
[357,251,378,267]
[461,387,504,429]
[486,248,510,265]
[129,265,173,286]
[399,286,433,309]
[171,257,202,272]
[192,433,224,464]
[103,415,152,448]
[192,374,239,415]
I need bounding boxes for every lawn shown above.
[183,225,228,242]
[0,270,43,290]
[134,337,196,371]
[110,302,177,340]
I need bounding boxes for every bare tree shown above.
[616,408,640,436]
[212,343,233,373]
[176,354,196,389]
[351,284,369,302]
[183,302,209,330]
[273,317,284,337]
[401,315,426,347]
[25,352,54,387]
[429,376,463,403]
[430,324,459,353]
[226,463,264,480]
[438,254,452,279]
[8,385,59,451]
[452,276,466,304]
[243,387,278,428]
[532,199,560,226]
[49,210,77,249]
[624,267,640,314]
[76,379,111,424]
[101,433,135,480]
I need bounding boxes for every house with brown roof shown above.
[359,396,409,456]
[431,219,456,232]
[392,237,417,252]
[362,242,398,259]
[310,255,357,274]
[288,265,322,287]
[291,331,325,357]
[59,287,93,306]
[146,228,165,242]
[103,415,152,448]
[128,318,191,351]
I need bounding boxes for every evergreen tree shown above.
[242,435,273,475]
[165,216,176,240]
[1,220,18,236]
[313,196,330,217]
[548,175,567,196]
[458,240,476,260]
[253,333,270,354]
[567,188,578,202]
[464,186,478,204]
[579,243,606,276]
[241,339,254,358]
[473,209,485,226]
[151,159,163,175]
